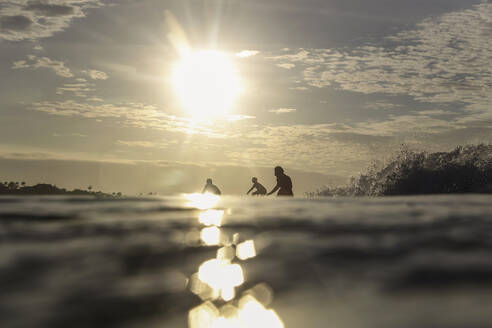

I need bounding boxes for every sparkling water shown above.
[1,195,492,328]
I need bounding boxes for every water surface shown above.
[1,195,492,328]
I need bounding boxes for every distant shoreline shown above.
[0,182,118,198]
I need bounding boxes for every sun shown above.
[172,50,241,122]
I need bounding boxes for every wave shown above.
[315,144,492,196]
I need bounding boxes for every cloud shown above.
[222,110,470,175]
[29,103,486,178]
[116,140,157,148]
[0,0,103,41]
[12,55,73,77]
[239,3,492,176]
[236,50,259,58]
[87,97,103,102]
[364,101,402,111]
[12,60,30,69]
[12,55,108,98]
[267,3,492,124]
[33,106,427,176]
[116,140,174,149]
[0,14,33,31]
[56,81,95,97]
[224,124,374,175]
[276,63,295,69]
[82,69,108,80]
[227,114,256,121]
[0,150,63,161]
[31,100,224,137]
[269,108,297,114]
[267,50,323,64]
[52,132,87,138]
[24,2,75,17]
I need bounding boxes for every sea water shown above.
[1,194,492,328]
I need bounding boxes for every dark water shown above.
[1,194,492,328]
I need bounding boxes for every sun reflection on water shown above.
[199,209,224,226]
[200,226,222,246]
[236,240,256,260]
[185,193,221,210]
[217,246,235,261]
[238,295,284,328]
[198,259,244,301]
[188,294,284,328]
[184,193,284,328]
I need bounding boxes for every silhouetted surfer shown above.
[246,177,267,196]
[202,178,222,195]
[267,166,293,196]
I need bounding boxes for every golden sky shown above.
[0,0,491,194]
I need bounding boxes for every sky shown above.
[0,0,491,195]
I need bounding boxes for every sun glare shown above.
[185,193,221,210]
[186,191,284,328]
[201,226,221,246]
[172,50,241,121]
[199,209,225,226]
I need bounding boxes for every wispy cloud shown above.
[53,133,87,138]
[116,140,175,149]
[224,123,375,175]
[267,3,492,124]
[11,60,30,69]
[269,108,297,114]
[31,100,225,137]
[82,69,109,80]
[87,97,103,102]
[227,114,256,121]
[0,0,103,41]
[116,140,157,148]
[13,55,110,98]
[236,50,259,58]
[276,63,296,70]
[56,81,96,97]
[222,110,474,175]
[33,103,464,176]
[230,2,492,176]
[364,101,402,111]
[12,55,73,77]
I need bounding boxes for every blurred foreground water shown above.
[1,194,492,328]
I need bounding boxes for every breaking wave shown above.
[315,144,492,196]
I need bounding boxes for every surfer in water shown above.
[246,177,267,196]
[267,166,294,197]
[202,178,222,195]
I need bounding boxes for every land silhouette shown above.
[0,182,120,197]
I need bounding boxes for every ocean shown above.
[1,194,492,328]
